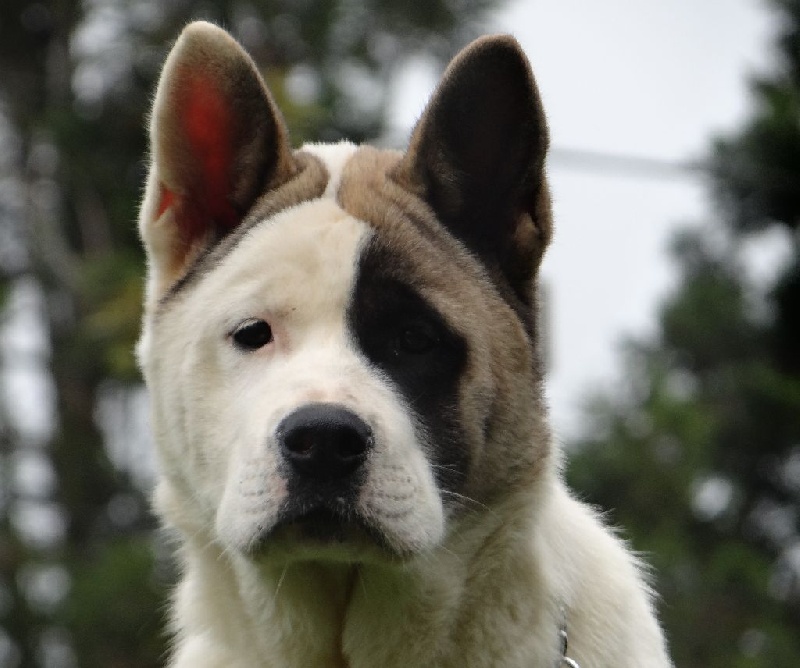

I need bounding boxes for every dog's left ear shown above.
[394,35,552,305]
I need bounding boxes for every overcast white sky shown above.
[390,0,779,438]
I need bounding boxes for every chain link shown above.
[557,608,581,668]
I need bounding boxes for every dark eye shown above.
[392,321,440,356]
[231,319,273,351]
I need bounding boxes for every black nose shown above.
[277,404,373,481]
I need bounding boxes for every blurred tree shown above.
[0,1,502,665]
[567,1,800,666]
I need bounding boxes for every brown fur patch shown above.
[337,146,551,503]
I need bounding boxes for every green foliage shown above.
[569,244,800,663]
[712,0,800,378]
[713,80,800,233]
[60,538,169,667]
[81,253,146,381]
[569,1,800,664]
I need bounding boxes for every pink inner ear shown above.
[156,187,176,219]
[171,71,240,242]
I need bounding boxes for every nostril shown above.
[283,428,316,457]
[277,404,373,481]
[336,428,372,461]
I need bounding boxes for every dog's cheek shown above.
[475,328,547,497]
[354,381,447,554]
[214,441,287,550]
[210,364,306,550]
[141,348,222,536]
[149,314,249,511]
[439,290,546,504]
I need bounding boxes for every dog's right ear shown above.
[139,21,295,298]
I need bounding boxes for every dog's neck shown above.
[170,484,565,668]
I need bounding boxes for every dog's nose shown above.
[277,404,373,481]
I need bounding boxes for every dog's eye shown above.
[392,321,440,356]
[231,319,273,351]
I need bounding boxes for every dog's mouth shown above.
[248,502,401,562]
[278,507,367,542]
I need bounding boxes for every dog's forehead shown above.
[155,141,492,336]
[208,143,409,291]
[301,141,360,198]
[170,214,368,344]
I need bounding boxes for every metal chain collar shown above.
[557,607,581,668]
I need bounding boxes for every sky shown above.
[389,0,779,438]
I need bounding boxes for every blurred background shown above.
[0,0,798,665]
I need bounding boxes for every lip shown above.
[279,507,363,542]
[246,503,405,563]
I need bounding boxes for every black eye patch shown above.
[348,242,468,494]
[352,278,463,391]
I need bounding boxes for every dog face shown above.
[138,23,553,564]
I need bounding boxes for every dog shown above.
[137,21,673,667]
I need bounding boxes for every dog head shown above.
[138,22,553,564]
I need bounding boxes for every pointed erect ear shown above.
[139,21,295,296]
[394,35,552,305]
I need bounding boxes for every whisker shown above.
[273,564,290,606]
[439,489,498,518]
[356,568,368,600]
[430,463,461,473]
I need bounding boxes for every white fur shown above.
[140,147,673,667]
[302,141,358,198]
